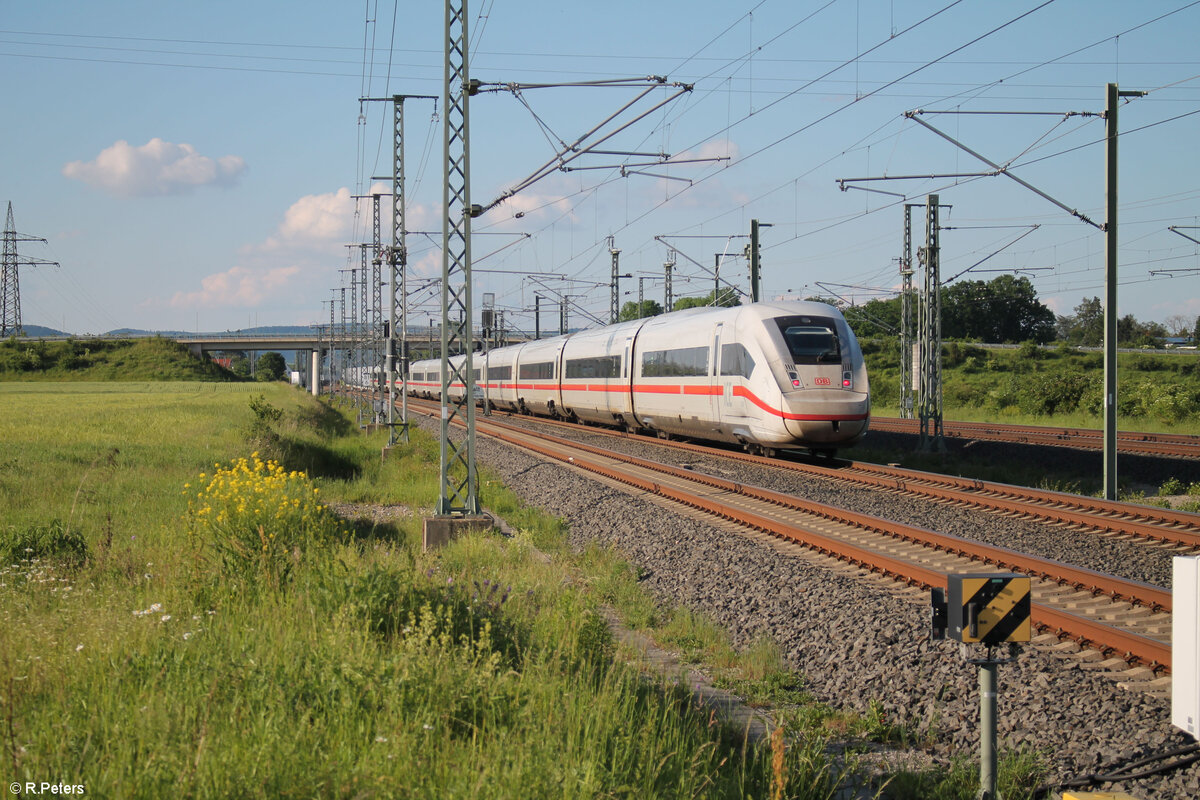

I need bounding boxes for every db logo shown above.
[813,377,832,386]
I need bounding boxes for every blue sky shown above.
[4,1,1200,335]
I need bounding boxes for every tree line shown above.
[841,275,1196,348]
[616,274,1194,349]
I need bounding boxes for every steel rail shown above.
[403,395,1200,546]
[871,416,1200,460]
[474,415,1171,610]
[473,418,1173,671]
[397,396,1173,669]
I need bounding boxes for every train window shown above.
[487,365,512,381]
[642,346,709,377]
[410,372,422,382]
[566,355,621,379]
[720,343,755,379]
[773,316,841,365]
[471,368,481,381]
[518,361,555,380]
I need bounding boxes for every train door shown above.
[621,336,634,421]
[710,323,724,429]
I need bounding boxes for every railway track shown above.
[409,397,1200,552]
[872,416,1200,460]
[404,398,1176,673]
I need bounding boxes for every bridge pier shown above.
[311,349,320,397]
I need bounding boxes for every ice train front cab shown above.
[761,304,870,447]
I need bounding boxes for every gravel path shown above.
[415,414,1200,798]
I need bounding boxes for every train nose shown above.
[781,390,870,443]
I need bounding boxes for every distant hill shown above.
[0,336,239,381]
[10,324,68,337]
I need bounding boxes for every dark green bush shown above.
[0,519,90,567]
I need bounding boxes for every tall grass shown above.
[1,382,867,798]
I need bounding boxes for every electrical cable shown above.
[1032,742,1200,798]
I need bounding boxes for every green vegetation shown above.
[861,338,1200,432]
[5,382,909,797]
[845,276,1055,344]
[883,751,1048,800]
[253,350,288,381]
[844,278,1193,350]
[0,336,237,381]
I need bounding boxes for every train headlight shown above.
[842,371,852,389]
[792,378,801,388]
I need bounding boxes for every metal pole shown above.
[638,276,645,316]
[534,294,541,339]
[979,658,998,800]
[664,251,674,312]
[900,204,916,419]
[392,97,409,443]
[329,292,337,398]
[438,0,479,516]
[609,237,621,324]
[750,219,761,303]
[339,287,347,400]
[918,194,945,453]
[1103,83,1119,501]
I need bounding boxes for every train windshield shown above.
[773,316,841,365]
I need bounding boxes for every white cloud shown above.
[63,138,246,197]
[277,187,355,241]
[169,265,301,309]
[169,185,441,317]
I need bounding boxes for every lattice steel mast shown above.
[438,0,480,515]
[370,193,384,421]
[391,97,409,444]
[899,204,918,419]
[917,195,945,453]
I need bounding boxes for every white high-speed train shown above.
[406,300,870,456]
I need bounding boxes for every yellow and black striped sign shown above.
[947,573,1031,644]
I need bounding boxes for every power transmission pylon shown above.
[1,203,59,337]
[438,0,480,516]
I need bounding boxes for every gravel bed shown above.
[491,417,1181,588]
[412,413,1200,798]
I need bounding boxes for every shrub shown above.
[1132,381,1200,423]
[1160,477,1185,496]
[1016,340,1043,361]
[0,519,90,567]
[1017,371,1095,416]
[184,453,339,588]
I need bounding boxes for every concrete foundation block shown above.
[422,514,495,551]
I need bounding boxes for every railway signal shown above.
[932,573,1031,800]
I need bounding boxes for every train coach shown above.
[406,300,870,457]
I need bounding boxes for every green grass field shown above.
[0,382,1052,798]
